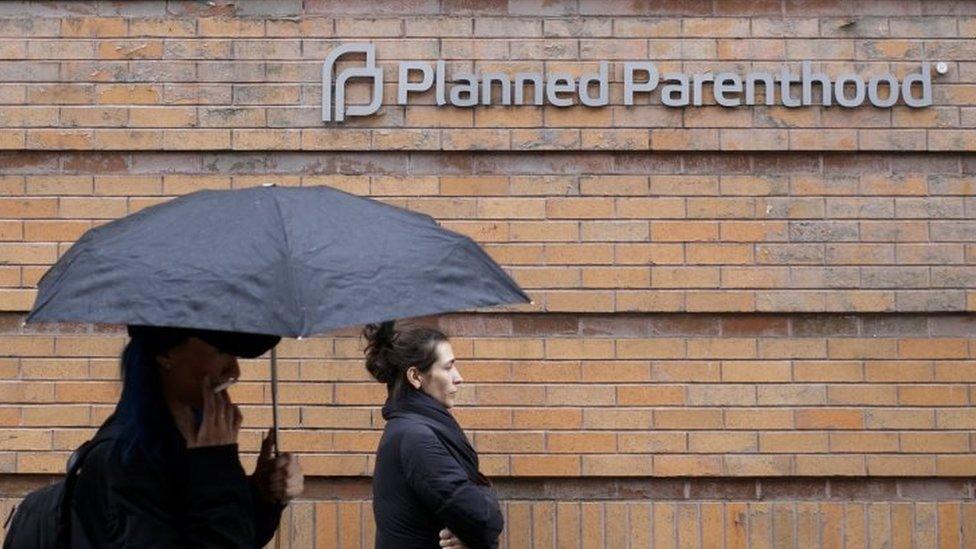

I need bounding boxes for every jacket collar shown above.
[382,388,481,479]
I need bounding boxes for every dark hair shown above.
[363,321,448,398]
[115,329,193,465]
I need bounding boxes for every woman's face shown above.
[418,341,463,409]
[157,337,241,409]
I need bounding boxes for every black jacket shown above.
[69,415,282,548]
[372,389,503,549]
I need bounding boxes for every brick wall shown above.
[0,1,974,547]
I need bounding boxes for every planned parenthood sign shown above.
[323,43,941,122]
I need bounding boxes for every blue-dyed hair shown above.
[115,332,187,465]
[114,325,277,464]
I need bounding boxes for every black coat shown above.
[372,390,503,549]
[69,415,283,548]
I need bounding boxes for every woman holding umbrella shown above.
[365,321,504,549]
[20,184,529,546]
[69,325,304,547]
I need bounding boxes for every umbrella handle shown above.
[270,346,282,548]
[270,346,280,458]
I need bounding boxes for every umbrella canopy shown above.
[27,185,530,336]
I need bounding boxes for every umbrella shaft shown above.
[270,347,279,458]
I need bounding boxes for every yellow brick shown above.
[129,107,197,127]
[129,18,196,37]
[93,129,163,150]
[301,129,371,150]
[443,129,510,150]
[162,129,231,150]
[372,129,440,150]
[17,451,72,473]
[440,176,508,196]
[655,455,723,476]
[61,17,126,37]
[197,17,265,37]
[25,130,93,149]
[232,129,301,150]
[97,40,164,59]
[370,176,439,196]
[651,129,720,150]
[96,84,161,104]
[21,404,90,426]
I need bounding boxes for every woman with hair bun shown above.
[365,321,503,549]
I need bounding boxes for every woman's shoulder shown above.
[380,416,441,453]
[383,414,437,437]
[80,435,170,494]
[386,418,452,461]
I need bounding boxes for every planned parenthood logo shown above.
[322,43,383,122]
[322,42,944,124]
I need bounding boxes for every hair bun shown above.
[363,321,397,384]
[362,321,449,393]
[364,321,396,346]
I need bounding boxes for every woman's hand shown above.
[173,375,242,448]
[252,429,304,504]
[439,528,468,548]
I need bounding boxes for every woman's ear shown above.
[405,366,423,390]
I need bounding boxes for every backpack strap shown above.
[2,503,14,530]
[55,431,115,546]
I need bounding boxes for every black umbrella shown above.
[27,184,529,450]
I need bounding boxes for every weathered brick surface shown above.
[0,152,972,312]
[0,4,973,151]
[2,491,975,548]
[0,313,973,479]
[1,1,974,545]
